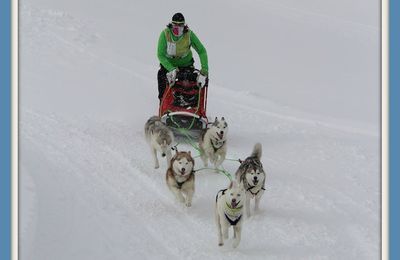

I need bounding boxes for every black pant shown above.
[157,65,168,100]
[157,60,194,101]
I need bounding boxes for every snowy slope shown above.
[19,0,380,259]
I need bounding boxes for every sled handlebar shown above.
[175,68,199,82]
[174,68,208,88]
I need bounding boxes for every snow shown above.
[19,0,380,259]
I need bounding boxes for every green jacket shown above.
[157,27,208,75]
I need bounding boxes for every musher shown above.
[157,12,209,102]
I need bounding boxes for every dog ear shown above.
[169,156,174,168]
[231,180,239,190]
[221,117,225,121]
[213,117,219,126]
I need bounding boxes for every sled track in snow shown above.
[21,109,264,258]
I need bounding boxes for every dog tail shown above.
[251,143,262,159]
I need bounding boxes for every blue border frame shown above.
[0,0,11,258]
[389,0,399,259]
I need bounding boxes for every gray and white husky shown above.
[199,117,228,168]
[235,143,266,217]
[166,150,195,207]
[215,180,245,248]
[144,116,174,169]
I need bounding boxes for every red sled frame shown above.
[159,69,209,131]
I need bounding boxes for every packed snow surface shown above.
[20,0,380,259]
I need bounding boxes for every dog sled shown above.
[159,68,209,138]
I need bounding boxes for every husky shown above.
[215,180,245,248]
[235,143,266,217]
[144,116,174,169]
[166,150,195,207]
[199,117,228,168]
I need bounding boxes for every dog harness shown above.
[216,189,227,202]
[176,180,185,189]
[174,171,194,189]
[224,203,243,226]
[224,213,242,226]
[240,175,265,197]
[247,185,266,196]
[211,138,225,153]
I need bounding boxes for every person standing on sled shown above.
[157,12,209,102]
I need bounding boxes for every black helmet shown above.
[172,12,185,24]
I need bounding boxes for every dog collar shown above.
[224,201,243,217]
[225,201,243,210]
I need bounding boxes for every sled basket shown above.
[159,68,208,134]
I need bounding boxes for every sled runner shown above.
[159,68,208,137]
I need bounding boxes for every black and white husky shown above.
[144,116,174,169]
[215,180,245,248]
[199,117,228,168]
[235,143,266,217]
[166,150,195,207]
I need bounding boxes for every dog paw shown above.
[232,241,240,248]
[154,164,159,169]
[185,201,192,207]
[218,242,224,247]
